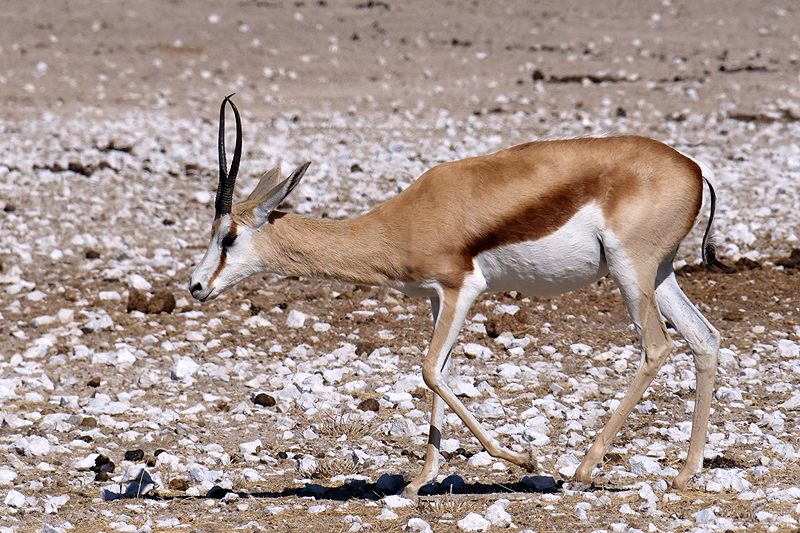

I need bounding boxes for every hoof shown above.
[400,485,420,501]
[520,446,539,473]
[573,465,593,486]
[671,473,690,491]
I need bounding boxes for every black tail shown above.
[701,177,733,273]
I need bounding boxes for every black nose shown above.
[190,282,202,294]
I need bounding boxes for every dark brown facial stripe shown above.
[465,175,602,258]
[207,221,238,288]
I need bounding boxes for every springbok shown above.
[189,95,725,498]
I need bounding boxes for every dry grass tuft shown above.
[314,412,373,440]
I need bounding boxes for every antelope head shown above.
[188,95,310,301]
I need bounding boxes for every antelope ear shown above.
[246,167,282,204]
[252,162,311,227]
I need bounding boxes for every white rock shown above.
[383,495,414,508]
[452,377,481,398]
[170,356,200,380]
[389,417,422,437]
[457,512,491,532]
[383,391,413,406]
[776,339,799,357]
[99,290,121,301]
[194,190,212,204]
[464,343,492,358]
[14,435,51,456]
[406,518,433,533]
[467,451,494,467]
[485,499,513,527]
[286,309,307,328]
[128,274,152,291]
[715,386,743,401]
[778,394,800,410]
[239,439,263,455]
[74,453,100,470]
[629,455,662,475]
[768,487,800,503]
[441,438,460,453]
[308,504,327,513]
[570,343,593,355]
[84,315,114,332]
[31,315,56,328]
[377,508,398,520]
[694,506,718,524]
[3,489,26,507]
[44,494,69,514]
[0,469,18,485]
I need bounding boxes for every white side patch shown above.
[475,204,609,296]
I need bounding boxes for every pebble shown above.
[129,273,152,291]
[14,435,51,456]
[457,512,491,532]
[485,499,513,527]
[383,495,414,509]
[3,489,26,508]
[377,508,398,520]
[286,309,307,328]
[406,518,434,533]
[170,356,199,380]
[467,451,494,467]
[0,469,18,485]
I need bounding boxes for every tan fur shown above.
[243,136,704,290]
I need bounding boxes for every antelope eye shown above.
[221,234,237,249]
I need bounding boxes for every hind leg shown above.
[654,265,720,490]
[575,250,674,484]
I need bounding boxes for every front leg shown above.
[422,276,537,479]
[402,296,451,499]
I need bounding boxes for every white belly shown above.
[475,204,609,296]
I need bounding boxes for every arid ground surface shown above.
[1,1,800,532]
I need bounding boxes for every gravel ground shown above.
[1,1,800,532]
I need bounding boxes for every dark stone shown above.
[168,478,189,491]
[94,472,110,482]
[358,398,380,412]
[485,314,519,338]
[147,290,176,314]
[99,461,116,473]
[87,376,101,388]
[124,449,145,462]
[79,417,97,428]
[253,393,276,407]
[126,288,149,313]
[85,250,101,260]
[153,449,167,456]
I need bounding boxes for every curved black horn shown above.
[214,94,243,219]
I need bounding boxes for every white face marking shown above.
[475,204,609,296]
[189,219,263,301]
